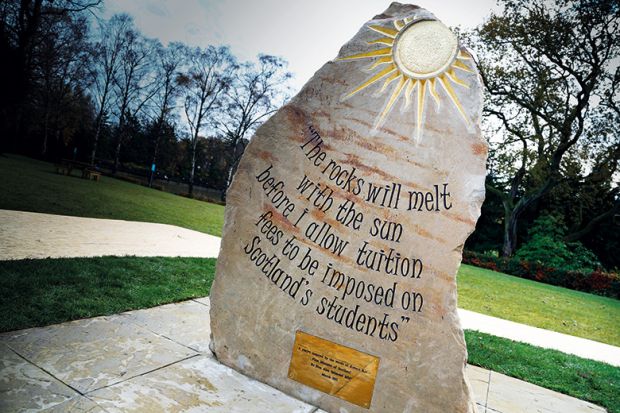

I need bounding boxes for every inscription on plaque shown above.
[288,331,380,409]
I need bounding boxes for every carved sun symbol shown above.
[338,17,474,137]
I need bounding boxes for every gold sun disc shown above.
[393,20,458,79]
[337,15,472,135]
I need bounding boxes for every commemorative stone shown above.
[210,3,486,412]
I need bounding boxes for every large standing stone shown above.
[210,3,486,412]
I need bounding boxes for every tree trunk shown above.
[113,135,122,174]
[189,139,197,198]
[502,208,519,257]
[148,141,159,188]
[90,113,104,165]
[149,119,163,188]
[41,110,49,156]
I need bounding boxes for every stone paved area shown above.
[0,299,607,413]
[0,210,220,260]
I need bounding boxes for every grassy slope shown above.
[0,155,224,236]
[458,264,620,347]
[0,257,216,332]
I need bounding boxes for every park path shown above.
[0,298,607,413]
[0,209,220,260]
[1,209,619,367]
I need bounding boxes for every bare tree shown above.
[88,13,129,165]
[0,0,101,152]
[470,0,620,256]
[110,23,157,173]
[34,13,91,155]
[177,45,232,197]
[218,54,291,193]
[145,41,184,186]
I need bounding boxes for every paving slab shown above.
[0,342,81,412]
[0,315,197,394]
[87,355,316,413]
[485,370,606,413]
[0,209,221,260]
[192,297,211,308]
[467,364,490,409]
[38,396,107,412]
[122,300,211,353]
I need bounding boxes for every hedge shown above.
[462,251,620,299]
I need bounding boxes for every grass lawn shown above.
[1,257,618,412]
[0,257,215,332]
[0,154,224,236]
[466,330,619,413]
[458,264,620,347]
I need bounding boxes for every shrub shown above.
[462,250,620,298]
[515,215,602,272]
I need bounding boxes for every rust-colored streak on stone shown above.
[444,211,477,227]
[264,204,300,236]
[344,153,426,191]
[471,142,488,156]
[256,150,275,162]
[411,223,446,244]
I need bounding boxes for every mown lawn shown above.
[458,264,620,347]
[0,154,224,236]
[0,257,216,332]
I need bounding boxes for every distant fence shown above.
[100,168,225,205]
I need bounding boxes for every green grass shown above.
[0,154,224,236]
[458,264,620,347]
[466,330,620,413]
[0,256,215,332]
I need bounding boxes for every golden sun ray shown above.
[338,48,392,61]
[368,37,394,46]
[438,74,469,125]
[375,75,407,128]
[368,56,393,70]
[379,71,401,93]
[368,25,399,38]
[344,65,397,100]
[403,78,415,110]
[429,78,441,109]
[417,79,426,137]
[338,17,474,137]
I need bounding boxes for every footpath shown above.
[0,210,221,260]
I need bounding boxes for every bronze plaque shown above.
[288,331,380,409]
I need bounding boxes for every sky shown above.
[102,0,499,92]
